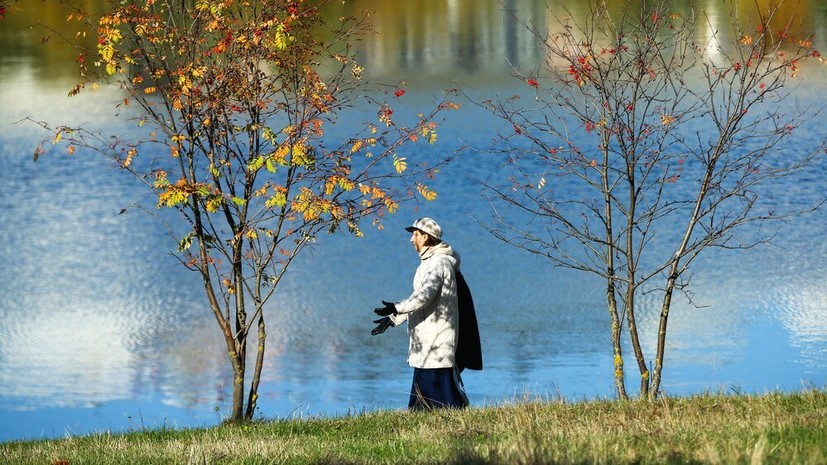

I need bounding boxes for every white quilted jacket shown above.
[390,242,460,369]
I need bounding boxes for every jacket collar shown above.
[419,242,460,270]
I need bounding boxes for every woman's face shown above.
[410,229,430,253]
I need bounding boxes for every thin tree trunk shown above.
[230,236,248,421]
[608,287,627,399]
[191,201,247,421]
[245,313,266,420]
[650,152,718,398]
[624,202,649,397]
[626,286,649,398]
[624,151,650,398]
[649,277,676,399]
[602,135,627,399]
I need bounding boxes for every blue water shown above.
[2,0,827,443]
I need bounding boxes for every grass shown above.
[1,389,825,464]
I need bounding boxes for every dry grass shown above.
[2,390,825,464]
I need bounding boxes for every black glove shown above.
[371,317,393,335]
[374,300,397,317]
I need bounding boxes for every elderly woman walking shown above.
[371,217,479,410]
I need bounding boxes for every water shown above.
[2,0,827,442]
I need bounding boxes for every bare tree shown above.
[479,0,824,399]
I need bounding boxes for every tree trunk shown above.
[649,277,676,399]
[193,208,248,421]
[608,289,627,399]
[231,334,246,422]
[602,147,626,399]
[229,230,248,421]
[624,178,649,398]
[649,150,720,398]
[626,288,650,398]
[245,313,266,420]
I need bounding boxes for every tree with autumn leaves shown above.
[34,0,457,422]
[481,0,825,400]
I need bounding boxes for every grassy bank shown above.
[2,390,825,464]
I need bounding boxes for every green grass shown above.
[2,390,825,464]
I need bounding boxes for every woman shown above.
[371,217,469,410]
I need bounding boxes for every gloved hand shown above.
[371,317,393,335]
[374,300,397,317]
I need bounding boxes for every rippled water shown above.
[2,0,827,442]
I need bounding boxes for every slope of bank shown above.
[2,389,825,464]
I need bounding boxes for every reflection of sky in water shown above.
[1,0,827,442]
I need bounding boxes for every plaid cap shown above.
[404,217,443,240]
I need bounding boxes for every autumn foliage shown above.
[0,0,14,20]
[35,0,458,421]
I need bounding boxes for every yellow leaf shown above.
[274,23,293,50]
[393,155,407,174]
[249,155,265,171]
[385,198,399,213]
[123,147,137,168]
[273,144,290,163]
[205,194,223,213]
[417,184,437,201]
[291,142,313,167]
[351,64,364,80]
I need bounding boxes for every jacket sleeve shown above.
[393,258,446,316]
[389,312,408,326]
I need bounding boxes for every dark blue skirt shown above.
[408,367,469,410]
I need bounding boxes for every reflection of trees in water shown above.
[340,0,547,78]
[0,0,106,80]
[333,0,825,81]
[2,1,824,83]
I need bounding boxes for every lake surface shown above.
[1,0,827,442]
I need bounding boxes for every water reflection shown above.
[1,0,826,442]
[342,0,547,77]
